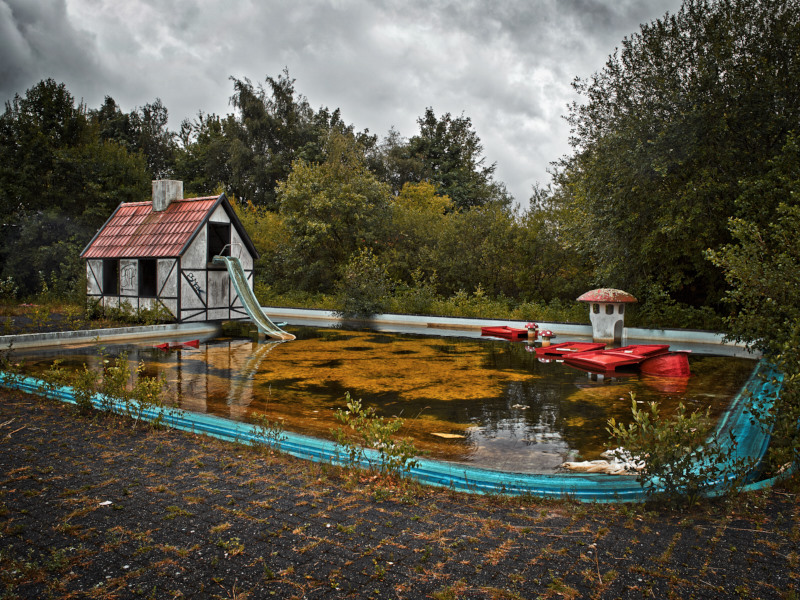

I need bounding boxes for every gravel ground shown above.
[0,389,798,599]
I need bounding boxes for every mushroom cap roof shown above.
[576,288,638,303]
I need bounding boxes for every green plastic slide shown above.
[212,255,295,341]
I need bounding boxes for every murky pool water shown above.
[17,326,756,473]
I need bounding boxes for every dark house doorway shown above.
[138,259,157,297]
[102,260,119,295]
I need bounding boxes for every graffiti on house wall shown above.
[120,261,137,295]
[185,272,203,296]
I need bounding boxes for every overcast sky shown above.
[1,0,683,205]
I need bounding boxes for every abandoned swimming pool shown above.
[7,325,766,479]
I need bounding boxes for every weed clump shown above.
[333,392,421,478]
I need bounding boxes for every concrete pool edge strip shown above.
[0,359,792,503]
[261,307,756,353]
[0,322,222,350]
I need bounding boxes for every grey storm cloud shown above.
[1,0,683,205]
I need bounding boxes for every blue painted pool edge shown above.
[1,359,794,502]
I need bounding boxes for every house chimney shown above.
[152,180,183,212]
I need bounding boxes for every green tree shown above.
[0,79,149,295]
[225,69,375,209]
[551,0,800,306]
[707,133,800,473]
[173,112,235,196]
[276,133,391,292]
[93,96,176,179]
[335,248,391,319]
[383,181,453,284]
[378,109,509,209]
[433,203,521,297]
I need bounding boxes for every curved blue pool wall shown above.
[0,359,790,502]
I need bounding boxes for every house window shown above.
[102,260,119,295]
[605,304,615,315]
[138,259,157,297]
[208,222,231,262]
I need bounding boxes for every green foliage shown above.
[93,96,176,179]
[334,248,390,319]
[0,277,19,302]
[128,362,168,425]
[757,328,800,472]
[377,108,509,209]
[625,283,725,331]
[250,414,287,451]
[0,78,149,297]
[223,70,376,209]
[388,269,440,316]
[706,133,800,472]
[90,300,174,325]
[277,132,391,292]
[72,365,98,415]
[607,395,748,506]
[333,392,421,477]
[95,351,168,425]
[98,352,131,412]
[708,205,800,356]
[382,182,452,286]
[26,304,51,331]
[551,0,800,306]
[40,359,70,397]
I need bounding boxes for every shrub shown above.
[334,249,390,319]
[26,304,52,331]
[128,361,168,425]
[389,269,440,315]
[0,277,19,302]
[607,395,751,506]
[333,392,420,477]
[626,283,725,330]
[250,413,287,451]
[750,324,800,473]
[72,365,98,414]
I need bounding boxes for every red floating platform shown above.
[535,341,606,358]
[563,344,670,373]
[154,339,199,351]
[480,326,529,341]
[639,351,691,377]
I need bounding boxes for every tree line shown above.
[1,0,798,340]
[0,70,587,312]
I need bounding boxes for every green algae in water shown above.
[15,327,757,474]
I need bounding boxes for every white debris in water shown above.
[561,447,645,475]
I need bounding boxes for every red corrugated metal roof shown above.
[81,197,220,259]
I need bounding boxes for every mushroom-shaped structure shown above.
[577,288,637,344]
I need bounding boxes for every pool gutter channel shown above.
[0,359,791,502]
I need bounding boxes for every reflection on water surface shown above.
[19,326,756,473]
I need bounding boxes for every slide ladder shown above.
[212,255,295,341]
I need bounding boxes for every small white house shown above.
[81,180,260,323]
